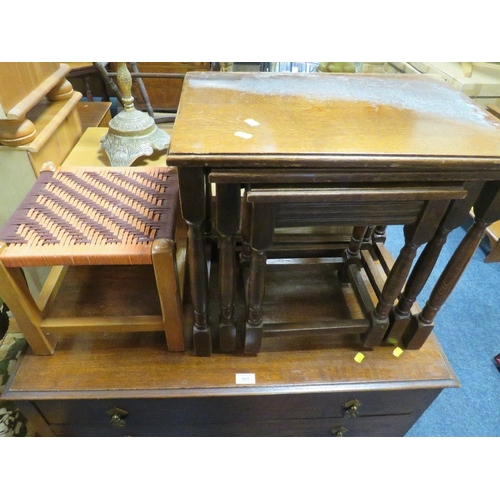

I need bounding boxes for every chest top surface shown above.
[168,72,500,164]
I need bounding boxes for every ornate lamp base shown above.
[101,107,170,166]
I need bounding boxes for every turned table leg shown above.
[362,199,451,348]
[385,182,484,345]
[240,188,252,263]
[338,226,369,283]
[386,225,452,345]
[403,181,500,349]
[244,203,276,355]
[373,225,387,243]
[177,167,212,356]
[216,183,241,352]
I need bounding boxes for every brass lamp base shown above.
[101,108,170,167]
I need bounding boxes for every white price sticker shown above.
[244,118,260,127]
[235,373,256,384]
[234,131,253,140]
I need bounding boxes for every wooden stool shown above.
[0,163,185,355]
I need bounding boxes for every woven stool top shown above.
[0,166,179,267]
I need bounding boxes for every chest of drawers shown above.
[3,327,457,437]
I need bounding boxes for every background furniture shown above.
[384,62,500,110]
[0,63,82,298]
[167,71,500,357]
[0,62,74,146]
[76,101,111,132]
[65,62,111,103]
[109,62,211,113]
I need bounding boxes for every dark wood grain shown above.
[170,72,500,161]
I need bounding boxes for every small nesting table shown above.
[167,72,500,356]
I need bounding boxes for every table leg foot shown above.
[219,322,237,353]
[384,309,411,346]
[193,325,212,357]
[402,314,434,350]
[362,311,389,348]
[244,322,263,355]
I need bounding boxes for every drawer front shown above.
[35,388,440,428]
[49,413,417,437]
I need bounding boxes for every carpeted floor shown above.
[384,222,500,437]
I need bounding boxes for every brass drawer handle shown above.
[342,399,362,418]
[331,426,348,437]
[106,407,129,428]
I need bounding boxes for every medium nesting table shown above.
[167,72,500,356]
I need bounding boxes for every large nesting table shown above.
[167,72,500,356]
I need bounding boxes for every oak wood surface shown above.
[5,328,457,399]
[169,72,500,164]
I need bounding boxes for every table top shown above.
[168,72,500,168]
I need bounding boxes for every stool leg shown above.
[345,226,369,264]
[364,238,419,347]
[0,244,56,354]
[363,226,375,244]
[152,239,185,352]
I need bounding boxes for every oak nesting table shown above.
[167,72,500,357]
